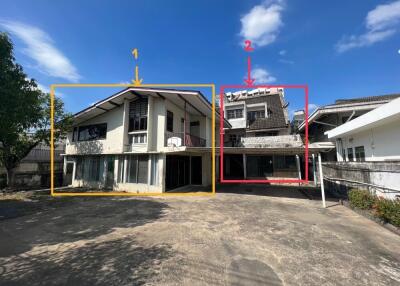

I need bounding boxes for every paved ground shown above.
[0,186,399,285]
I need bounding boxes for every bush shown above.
[375,198,400,227]
[348,189,376,210]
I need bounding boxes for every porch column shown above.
[72,159,76,184]
[295,154,301,185]
[123,156,128,183]
[243,154,247,179]
[318,153,326,208]
[312,153,317,186]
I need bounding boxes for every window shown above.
[167,110,174,132]
[130,133,147,144]
[87,157,101,181]
[117,156,125,183]
[129,98,148,132]
[75,157,83,180]
[78,123,107,141]
[126,155,149,184]
[75,156,102,181]
[227,109,243,119]
[72,127,78,142]
[347,148,354,161]
[355,146,365,162]
[247,110,265,122]
[137,155,148,183]
[150,155,159,186]
[127,155,137,183]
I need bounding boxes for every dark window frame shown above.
[347,147,354,161]
[167,110,174,132]
[72,127,78,142]
[247,110,265,122]
[227,109,244,119]
[126,154,149,184]
[77,123,107,141]
[129,98,148,132]
[355,146,365,162]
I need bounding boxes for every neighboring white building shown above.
[325,97,400,162]
[324,97,400,199]
[298,93,400,161]
[63,87,227,193]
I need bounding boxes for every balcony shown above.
[165,132,206,147]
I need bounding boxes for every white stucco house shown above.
[325,97,400,162]
[324,96,400,199]
[63,87,227,193]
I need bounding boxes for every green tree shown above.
[0,32,72,188]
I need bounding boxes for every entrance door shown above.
[223,154,244,179]
[191,156,202,185]
[64,162,74,185]
[166,155,190,190]
[247,155,273,178]
[105,156,115,189]
[190,121,200,137]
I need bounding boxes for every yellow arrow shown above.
[132,65,143,86]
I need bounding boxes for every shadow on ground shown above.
[0,236,173,286]
[0,193,173,285]
[0,194,169,256]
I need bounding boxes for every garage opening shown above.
[166,155,203,190]
[223,154,244,179]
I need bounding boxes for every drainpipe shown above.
[318,153,326,208]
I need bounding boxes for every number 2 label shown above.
[244,40,254,51]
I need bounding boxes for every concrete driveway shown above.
[0,187,399,285]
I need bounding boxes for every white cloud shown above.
[336,0,400,52]
[279,49,286,56]
[0,20,80,82]
[366,1,400,30]
[251,68,276,83]
[240,0,285,47]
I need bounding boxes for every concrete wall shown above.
[339,120,400,161]
[322,162,400,200]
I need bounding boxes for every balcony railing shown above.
[165,132,206,147]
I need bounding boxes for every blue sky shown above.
[1,0,399,116]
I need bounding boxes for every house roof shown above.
[73,87,231,127]
[244,94,288,131]
[325,97,400,139]
[298,93,400,131]
[333,93,400,105]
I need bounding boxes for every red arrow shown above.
[244,56,255,86]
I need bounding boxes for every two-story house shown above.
[63,87,226,193]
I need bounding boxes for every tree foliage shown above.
[0,32,72,187]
